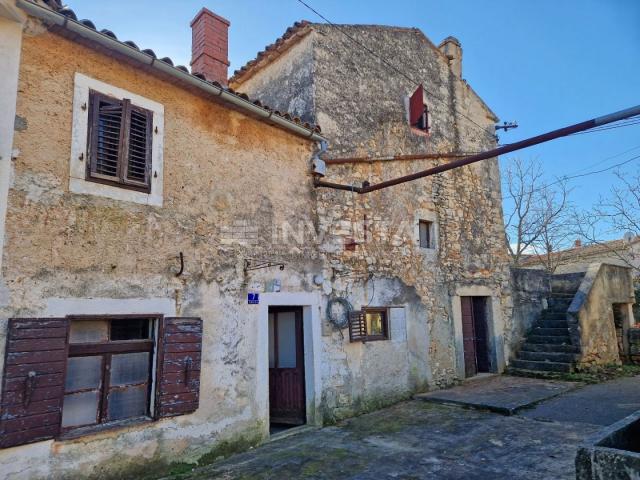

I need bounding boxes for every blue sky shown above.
[66,1,639,216]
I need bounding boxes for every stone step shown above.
[527,335,572,345]
[520,343,580,354]
[537,319,569,329]
[540,311,567,319]
[531,327,570,337]
[518,350,578,363]
[511,359,573,373]
[548,297,573,307]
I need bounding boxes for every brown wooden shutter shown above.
[156,317,202,418]
[123,106,153,189]
[409,84,425,127]
[88,91,124,181]
[0,318,69,449]
[348,310,367,343]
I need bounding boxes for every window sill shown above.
[58,416,153,441]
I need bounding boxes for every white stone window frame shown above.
[414,209,439,255]
[69,73,164,206]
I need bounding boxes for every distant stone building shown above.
[520,237,640,277]
[0,1,512,478]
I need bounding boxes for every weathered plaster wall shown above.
[569,264,636,366]
[0,25,321,479]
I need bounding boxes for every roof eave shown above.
[16,0,325,142]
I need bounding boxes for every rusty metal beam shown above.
[323,152,475,165]
[315,105,640,194]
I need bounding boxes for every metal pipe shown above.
[16,0,326,142]
[317,105,640,194]
[324,152,474,165]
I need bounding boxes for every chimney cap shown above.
[190,7,230,27]
[439,36,461,48]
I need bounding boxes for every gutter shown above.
[16,0,326,143]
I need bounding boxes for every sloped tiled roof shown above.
[520,237,640,267]
[230,20,313,85]
[31,0,322,135]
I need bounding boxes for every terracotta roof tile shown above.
[37,2,322,136]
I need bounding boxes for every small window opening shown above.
[419,220,434,249]
[349,308,389,342]
[409,84,430,132]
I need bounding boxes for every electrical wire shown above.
[570,117,640,136]
[294,0,498,145]
[501,152,640,201]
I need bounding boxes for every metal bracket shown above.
[243,259,285,273]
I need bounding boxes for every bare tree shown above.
[572,168,640,274]
[504,157,571,270]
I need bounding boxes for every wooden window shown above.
[61,316,157,432]
[0,316,202,448]
[349,308,389,343]
[87,90,153,192]
[409,84,429,132]
[419,220,434,249]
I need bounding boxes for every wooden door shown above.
[268,308,306,425]
[461,297,477,377]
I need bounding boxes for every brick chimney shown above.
[190,7,230,85]
[574,239,582,248]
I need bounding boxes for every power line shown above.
[501,151,640,201]
[294,0,498,145]
[570,117,640,136]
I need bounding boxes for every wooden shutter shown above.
[0,318,69,448]
[348,310,367,343]
[123,106,153,188]
[89,91,124,181]
[409,84,425,127]
[156,317,202,418]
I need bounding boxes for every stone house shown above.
[0,1,511,478]
[520,237,640,277]
[231,22,513,386]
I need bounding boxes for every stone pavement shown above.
[415,374,579,414]
[163,375,640,480]
[520,374,640,426]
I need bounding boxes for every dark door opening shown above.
[268,307,306,431]
[461,296,490,377]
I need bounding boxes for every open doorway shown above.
[461,296,490,377]
[268,306,306,434]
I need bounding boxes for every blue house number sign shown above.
[248,293,260,305]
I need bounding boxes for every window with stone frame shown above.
[418,219,435,249]
[87,90,153,192]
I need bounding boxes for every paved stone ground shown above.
[165,376,640,480]
[415,375,579,414]
[520,374,640,426]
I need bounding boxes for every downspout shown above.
[15,0,326,143]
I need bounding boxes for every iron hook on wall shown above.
[175,252,184,277]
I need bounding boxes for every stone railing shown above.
[567,263,636,366]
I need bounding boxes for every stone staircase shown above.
[510,282,581,374]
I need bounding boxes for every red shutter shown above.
[0,318,69,449]
[156,317,202,418]
[409,84,425,127]
[348,310,367,343]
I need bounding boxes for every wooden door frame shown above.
[268,306,306,425]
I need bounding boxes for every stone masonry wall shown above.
[237,24,513,407]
